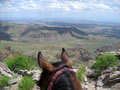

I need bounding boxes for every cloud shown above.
[0,0,9,3]
[69,2,88,10]
[19,0,38,10]
[0,0,120,12]
[89,3,112,10]
[0,0,19,12]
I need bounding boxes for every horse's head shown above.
[37,48,82,90]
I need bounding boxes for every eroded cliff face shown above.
[5,25,87,42]
[23,30,72,42]
[20,27,87,42]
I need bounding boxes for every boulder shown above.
[86,66,120,90]
[82,81,96,90]
[0,62,13,77]
[100,49,120,59]
[112,83,120,90]
[14,69,33,76]
[14,69,41,81]
[8,75,22,85]
[0,86,9,90]
[32,70,41,81]
[101,67,113,75]
[103,71,120,86]
[87,69,99,80]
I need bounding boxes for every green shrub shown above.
[93,53,119,72]
[0,75,10,87]
[6,54,35,71]
[77,66,86,83]
[18,76,35,90]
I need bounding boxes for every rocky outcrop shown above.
[100,49,120,59]
[85,66,120,90]
[107,49,120,59]
[94,46,113,54]
[107,49,120,55]
[8,75,22,85]
[0,62,13,77]
[14,69,41,81]
[1,63,119,90]
[0,69,41,90]
[75,49,120,89]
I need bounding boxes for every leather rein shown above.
[47,64,75,90]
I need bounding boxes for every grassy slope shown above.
[0,36,119,68]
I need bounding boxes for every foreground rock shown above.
[14,69,41,81]
[1,69,41,90]
[86,66,120,90]
[1,61,119,90]
[100,49,120,59]
[8,76,22,85]
[0,62,13,77]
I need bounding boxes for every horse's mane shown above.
[37,61,74,90]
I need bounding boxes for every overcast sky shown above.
[0,0,120,23]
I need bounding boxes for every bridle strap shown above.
[47,67,75,90]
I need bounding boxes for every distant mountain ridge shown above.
[21,26,87,36]
[0,21,120,42]
[0,22,88,42]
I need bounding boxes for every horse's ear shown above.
[61,48,72,67]
[38,52,56,72]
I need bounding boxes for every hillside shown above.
[0,21,120,42]
[0,21,120,60]
[47,21,120,39]
[0,21,120,90]
[0,22,88,42]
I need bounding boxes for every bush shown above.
[6,54,35,71]
[18,76,35,90]
[93,53,119,72]
[77,66,86,83]
[0,75,10,87]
